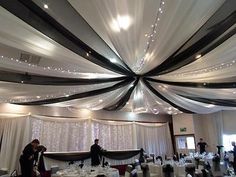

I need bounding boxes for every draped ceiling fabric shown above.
[0,0,236,114]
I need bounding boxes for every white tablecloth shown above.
[55,167,119,177]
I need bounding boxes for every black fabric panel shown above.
[103,78,139,111]
[145,1,236,76]
[0,0,134,76]
[0,70,127,86]
[43,150,141,162]
[143,78,194,113]
[44,152,91,161]
[146,78,236,89]
[102,150,140,160]
[14,78,134,105]
[177,94,236,107]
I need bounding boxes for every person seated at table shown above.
[90,139,104,166]
[197,138,208,154]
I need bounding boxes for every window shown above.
[186,137,195,149]
[176,136,195,150]
[223,134,236,151]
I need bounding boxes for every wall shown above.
[222,110,236,134]
[173,112,223,152]
[172,113,194,135]
[0,103,172,123]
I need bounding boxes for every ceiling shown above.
[0,0,236,115]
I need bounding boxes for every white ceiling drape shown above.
[0,0,236,115]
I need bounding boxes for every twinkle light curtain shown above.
[31,115,173,156]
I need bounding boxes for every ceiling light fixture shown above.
[195,54,202,59]
[110,15,132,32]
[205,104,215,108]
[110,58,117,63]
[44,4,48,9]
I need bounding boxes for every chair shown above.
[148,164,162,177]
[125,165,133,177]
[51,166,59,174]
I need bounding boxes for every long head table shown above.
[43,149,141,171]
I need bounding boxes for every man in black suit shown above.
[90,139,102,166]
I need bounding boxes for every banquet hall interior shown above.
[0,0,236,177]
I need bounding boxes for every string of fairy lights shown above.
[0,55,117,79]
[159,59,236,78]
[133,0,165,72]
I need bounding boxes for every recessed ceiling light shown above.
[110,15,132,32]
[205,104,215,108]
[195,54,202,59]
[99,99,103,103]
[36,96,41,99]
[44,4,48,9]
[110,58,117,63]
[65,94,70,97]
[126,102,129,105]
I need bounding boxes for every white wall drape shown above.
[0,114,30,173]
[31,115,173,157]
[0,114,173,173]
[136,123,173,157]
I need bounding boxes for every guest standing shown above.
[231,141,236,173]
[90,139,103,166]
[197,138,208,154]
[20,139,40,177]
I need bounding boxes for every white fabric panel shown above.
[0,56,120,79]
[0,81,120,103]
[157,34,236,82]
[31,115,91,151]
[30,115,173,156]
[136,123,173,157]
[69,0,224,73]
[50,83,132,109]
[150,82,236,114]
[0,7,118,75]
[0,115,31,173]
[167,85,236,100]
[91,119,135,150]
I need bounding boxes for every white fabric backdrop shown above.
[0,114,173,173]
[136,122,173,157]
[0,114,31,173]
[31,115,173,157]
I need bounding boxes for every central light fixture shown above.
[110,15,132,32]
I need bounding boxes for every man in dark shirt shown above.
[90,139,102,166]
[197,138,208,154]
[20,139,40,177]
